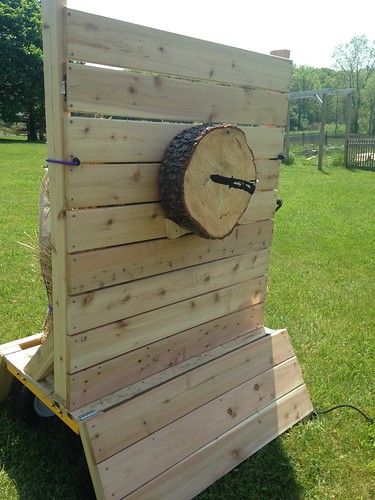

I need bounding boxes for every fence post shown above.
[284,100,291,162]
[344,93,352,167]
[318,94,327,171]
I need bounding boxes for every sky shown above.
[69,0,375,68]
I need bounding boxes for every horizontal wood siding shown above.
[67,250,269,334]
[67,9,292,91]
[98,360,304,498]
[67,64,287,126]
[66,117,284,163]
[68,304,264,405]
[127,385,312,500]
[68,303,263,373]
[66,191,276,252]
[65,160,278,209]
[67,221,273,294]
[67,279,267,378]
[83,330,295,464]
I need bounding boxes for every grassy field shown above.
[0,140,374,499]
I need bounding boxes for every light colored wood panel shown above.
[67,117,284,163]
[79,423,106,500]
[66,191,275,252]
[66,163,160,209]
[83,329,293,462]
[72,328,266,417]
[67,279,267,381]
[24,334,54,381]
[68,304,264,406]
[41,0,69,406]
[98,358,303,498]
[240,190,277,224]
[128,385,312,500]
[67,9,292,92]
[65,160,277,210]
[69,303,264,373]
[67,250,269,334]
[257,160,280,191]
[68,64,288,127]
[67,221,273,294]
[66,203,165,252]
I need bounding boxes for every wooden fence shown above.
[345,137,375,170]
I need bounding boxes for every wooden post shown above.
[41,0,69,406]
[284,100,291,162]
[318,94,327,171]
[344,92,352,167]
[270,50,291,162]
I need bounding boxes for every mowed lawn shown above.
[0,139,374,499]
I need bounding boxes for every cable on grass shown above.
[312,404,373,424]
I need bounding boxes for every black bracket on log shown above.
[210,174,257,195]
[276,198,283,212]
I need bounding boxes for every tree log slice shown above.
[160,123,257,239]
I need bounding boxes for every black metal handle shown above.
[210,174,257,195]
[276,198,283,212]
[269,154,286,161]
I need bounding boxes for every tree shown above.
[290,66,320,130]
[332,35,375,133]
[363,74,375,135]
[0,0,44,141]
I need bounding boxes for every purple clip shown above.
[46,157,80,166]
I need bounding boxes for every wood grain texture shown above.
[127,385,312,500]
[67,221,273,294]
[67,9,292,92]
[66,191,275,252]
[98,359,304,499]
[69,303,264,376]
[72,328,266,417]
[66,117,285,163]
[83,329,295,465]
[65,160,278,209]
[239,190,277,224]
[41,0,69,406]
[68,63,288,126]
[67,251,269,334]
[68,304,264,406]
[67,279,267,381]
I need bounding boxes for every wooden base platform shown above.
[1,327,312,499]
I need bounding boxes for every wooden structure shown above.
[286,88,353,170]
[345,136,375,170]
[0,1,312,498]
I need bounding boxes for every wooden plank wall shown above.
[54,7,291,410]
[78,330,313,499]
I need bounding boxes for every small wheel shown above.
[13,385,54,425]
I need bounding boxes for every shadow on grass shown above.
[197,438,303,500]
[0,137,44,144]
[1,399,304,500]
[0,400,94,500]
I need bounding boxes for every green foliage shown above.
[0,0,44,141]
[282,152,296,165]
[290,36,375,135]
[1,141,374,499]
[332,35,375,134]
[363,73,375,135]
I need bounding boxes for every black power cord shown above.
[312,404,374,424]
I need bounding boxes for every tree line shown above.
[291,36,375,135]
[0,0,375,140]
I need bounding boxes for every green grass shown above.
[0,141,374,499]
